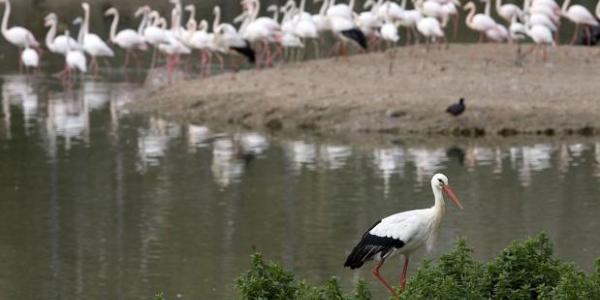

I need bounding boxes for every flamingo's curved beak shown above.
[442,185,463,209]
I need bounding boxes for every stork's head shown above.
[431,173,463,209]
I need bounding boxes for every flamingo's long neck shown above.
[187,7,196,25]
[319,0,329,16]
[252,0,260,21]
[561,0,570,13]
[213,7,221,32]
[1,0,11,36]
[138,10,149,34]
[465,5,476,28]
[45,20,57,50]
[83,6,91,35]
[270,7,279,21]
[199,20,208,32]
[76,21,85,44]
[596,0,600,20]
[495,0,502,15]
[64,30,72,52]
[400,0,407,10]
[484,0,491,16]
[349,0,356,12]
[108,11,119,43]
[300,0,307,14]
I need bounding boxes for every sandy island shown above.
[128,44,600,139]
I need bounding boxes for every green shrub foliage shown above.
[236,234,600,300]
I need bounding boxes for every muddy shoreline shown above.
[127,44,600,140]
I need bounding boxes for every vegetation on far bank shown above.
[232,233,600,300]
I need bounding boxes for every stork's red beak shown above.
[442,185,463,210]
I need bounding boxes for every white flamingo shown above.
[59,28,87,81]
[144,11,169,68]
[20,40,39,72]
[212,6,256,70]
[44,13,79,56]
[416,16,445,44]
[561,0,598,44]
[241,0,282,68]
[81,2,115,74]
[463,1,497,42]
[105,7,148,69]
[495,0,523,24]
[1,0,40,71]
[525,24,554,61]
[293,0,320,58]
[313,0,332,33]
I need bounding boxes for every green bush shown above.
[235,253,371,300]
[236,234,600,300]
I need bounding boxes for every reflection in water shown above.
[239,132,269,156]
[83,81,111,111]
[596,143,600,178]
[2,75,600,299]
[513,144,553,186]
[319,145,352,170]
[137,117,181,170]
[287,141,317,172]
[46,92,90,151]
[1,76,39,137]
[186,124,211,152]
[409,148,448,185]
[373,148,405,197]
[211,137,244,188]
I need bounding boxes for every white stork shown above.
[344,173,463,295]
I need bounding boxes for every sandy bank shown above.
[128,44,600,139]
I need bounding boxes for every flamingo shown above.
[380,5,400,73]
[495,0,523,24]
[104,7,148,69]
[20,40,39,72]
[293,0,320,58]
[241,0,282,68]
[416,16,445,45]
[381,5,400,46]
[596,0,600,23]
[158,6,191,80]
[509,14,527,53]
[326,0,368,55]
[327,0,355,20]
[58,28,87,82]
[277,4,305,62]
[463,1,497,42]
[398,0,423,45]
[356,0,383,49]
[44,13,80,56]
[144,11,169,68]
[81,2,115,75]
[212,6,256,70]
[525,24,554,61]
[1,0,40,71]
[561,0,598,45]
[344,174,463,295]
[313,0,332,33]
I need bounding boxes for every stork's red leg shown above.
[372,260,395,295]
[400,256,410,291]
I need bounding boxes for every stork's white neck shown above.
[431,184,447,217]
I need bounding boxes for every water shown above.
[1,74,600,299]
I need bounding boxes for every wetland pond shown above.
[1,75,600,299]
